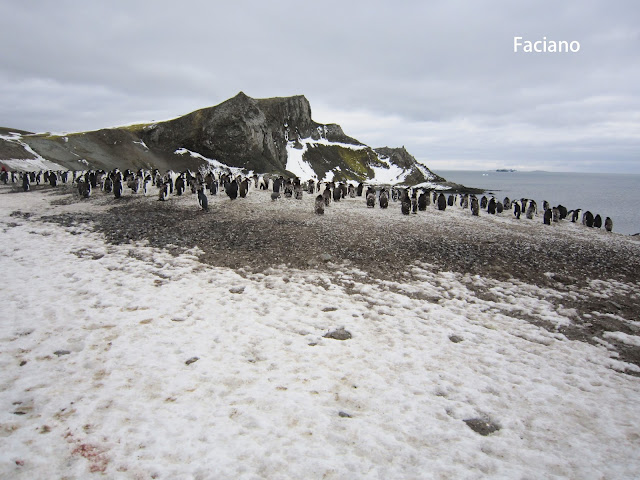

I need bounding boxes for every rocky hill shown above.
[0,93,445,185]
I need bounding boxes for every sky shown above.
[1,0,639,173]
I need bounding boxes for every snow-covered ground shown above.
[2,185,640,479]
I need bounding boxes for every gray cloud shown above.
[1,0,639,172]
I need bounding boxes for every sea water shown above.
[435,170,640,236]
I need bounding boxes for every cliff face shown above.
[0,93,441,185]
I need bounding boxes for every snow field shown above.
[1,187,640,479]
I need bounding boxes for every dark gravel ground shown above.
[33,186,640,373]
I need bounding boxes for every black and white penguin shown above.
[379,189,389,209]
[487,198,496,215]
[447,195,455,207]
[480,196,488,209]
[543,209,552,225]
[315,195,325,215]
[411,193,418,214]
[513,202,521,219]
[22,172,30,191]
[570,209,581,223]
[582,211,594,227]
[238,178,248,198]
[197,187,208,211]
[526,203,535,219]
[366,191,376,208]
[418,192,428,211]
[401,198,411,215]
[158,182,168,201]
[437,193,447,211]
[594,214,602,228]
[471,197,479,216]
[496,201,504,214]
[604,217,613,232]
[503,197,511,210]
[557,205,568,220]
[356,183,364,197]
[226,179,239,200]
[552,207,560,223]
[332,185,341,202]
[323,187,331,206]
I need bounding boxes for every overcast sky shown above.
[1,1,639,173]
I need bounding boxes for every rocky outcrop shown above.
[0,93,443,185]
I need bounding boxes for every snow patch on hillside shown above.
[174,148,245,175]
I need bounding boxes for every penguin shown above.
[604,217,613,232]
[22,173,30,191]
[526,204,535,219]
[315,194,325,215]
[411,193,418,214]
[103,176,113,193]
[175,174,185,196]
[543,200,550,212]
[239,179,249,198]
[503,197,511,210]
[582,211,594,227]
[226,179,239,200]
[543,209,552,225]
[379,189,389,209]
[471,197,479,216]
[462,194,469,209]
[294,184,303,200]
[496,201,504,214]
[594,214,602,228]
[437,193,447,211]
[552,207,560,223]
[513,202,521,219]
[271,192,281,201]
[158,182,168,201]
[197,187,208,211]
[332,185,341,202]
[366,192,376,208]
[401,198,411,215]
[348,184,356,198]
[571,209,581,223]
[114,176,123,199]
[418,192,428,211]
[480,196,488,209]
[356,183,364,196]
[447,195,455,207]
[323,187,331,206]
[487,198,496,214]
[557,205,568,220]
[49,172,58,187]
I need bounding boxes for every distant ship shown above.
[496,169,517,172]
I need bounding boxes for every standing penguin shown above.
[418,192,428,211]
[158,182,169,201]
[594,214,602,228]
[22,173,30,191]
[604,217,613,232]
[197,187,208,211]
[471,197,480,216]
[513,202,521,219]
[379,189,389,209]
[226,179,239,200]
[487,198,496,214]
[543,209,552,225]
[437,193,447,211]
[315,195,325,215]
[239,179,249,198]
[582,211,594,227]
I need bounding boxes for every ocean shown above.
[434,170,640,236]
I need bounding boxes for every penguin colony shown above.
[1,168,614,233]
